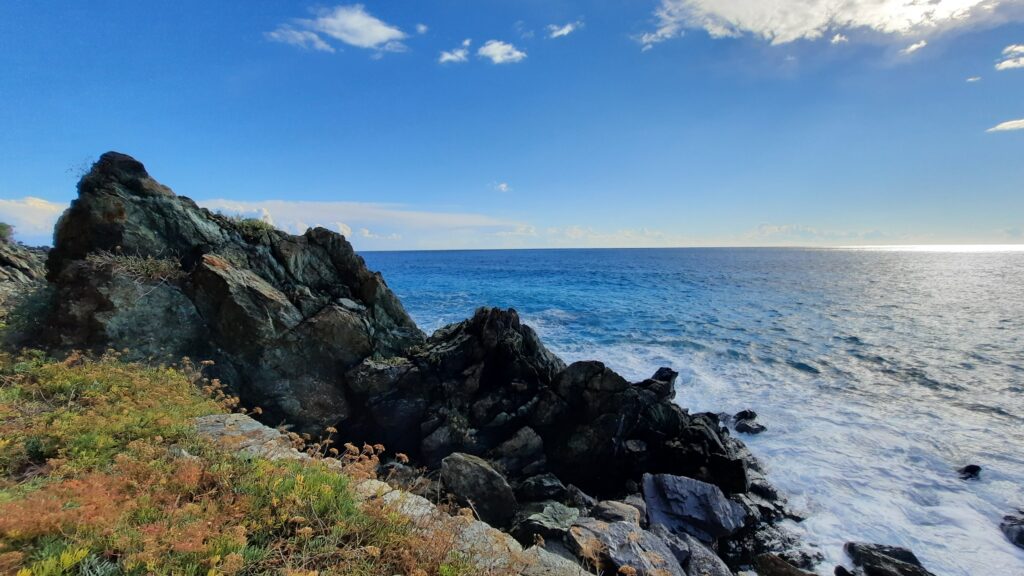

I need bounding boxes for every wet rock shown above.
[517,473,567,502]
[735,410,758,421]
[440,452,518,527]
[566,518,685,576]
[736,419,767,434]
[592,500,642,525]
[512,501,579,543]
[643,473,747,542]
[1001,509,1024,549]
[834,567,854,576]
[843,542,936,576]
[754,553,816,575]
[958,464,981,480]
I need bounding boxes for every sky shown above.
[0,0,1022,250]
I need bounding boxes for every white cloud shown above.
[0,196,66,243]
[478,40,527,64]
[266,27,335,52]
[830,33,848,44]
[492,182,512,193]
[966,76,982,82]
[270,4,407,53]
[900,40,927,55]
[639,0,1016,49]
[359,227,401,240]
[439,39,471,63]
[416,23,428,35]
[996,44,1024,69]
[547,21,584,39]
[986,118,1024,132]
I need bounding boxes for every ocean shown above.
[362,247,1024,576]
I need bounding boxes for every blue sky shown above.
[1,1,1022,249]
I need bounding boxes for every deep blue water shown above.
[362,247,1024,575]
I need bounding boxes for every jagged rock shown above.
[517,473,568,502]
[441,452,518,527]
[491,426,546,477]
[735,410,757,421]
[592,500,642,525]
[650,524,732,576]
[42,152,422,433]
[0,240,47,327]
[1002,509,1024,549]
[512,501,579,543]
[843,543,935,576]
[566,518,685,576]
[565,484,597,512]
[643,473,747,542]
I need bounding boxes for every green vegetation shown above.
[0,223,12,243]
[227,216,277,240]
[0,353,490,575]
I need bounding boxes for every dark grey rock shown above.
[958,464,981,480]
[735,409,758,421]
[565,484,597,512]
[1000,510,1024,550]
[643,473,747,542]
[517,473,568,502]
[755,553,816,575]
[844,542,936,576]
[440,452,517,527]
[675,530,731,576]
[512,501,579,542]
[736,419,767,434]
[624,493,649,527]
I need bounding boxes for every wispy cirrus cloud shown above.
[639,0,1021,49]
[547,21,584,39]
[268,4,407,54]
[478,40,527,64]
[986,118,1024,132]
[900,40,927,55]
[996,43,1024,70]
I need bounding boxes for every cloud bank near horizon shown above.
[1,196,1020,250]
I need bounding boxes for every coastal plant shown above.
[85,251,185,285]
[0,352,507,575]
[226,215,277,240]
[0,222,12,243]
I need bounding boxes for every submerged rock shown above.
[843,542,936,576]
[1001,510,1024,550]
[958,464,981,480]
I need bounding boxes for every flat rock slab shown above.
[566,518,685,576]
[643,473,746,542]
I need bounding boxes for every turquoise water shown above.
[362,247,1024,575]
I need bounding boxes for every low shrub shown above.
[0,353,504,576]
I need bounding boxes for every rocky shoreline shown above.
[0,152,962,576]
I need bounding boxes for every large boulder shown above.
[566,518,685,576]
[643,473,747,542]
[440,452,518,527]
[843,543,935,576]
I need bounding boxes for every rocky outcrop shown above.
[41,152,423,433]
[32,152,804,574]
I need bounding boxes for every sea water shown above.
[362,247,1024,575]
